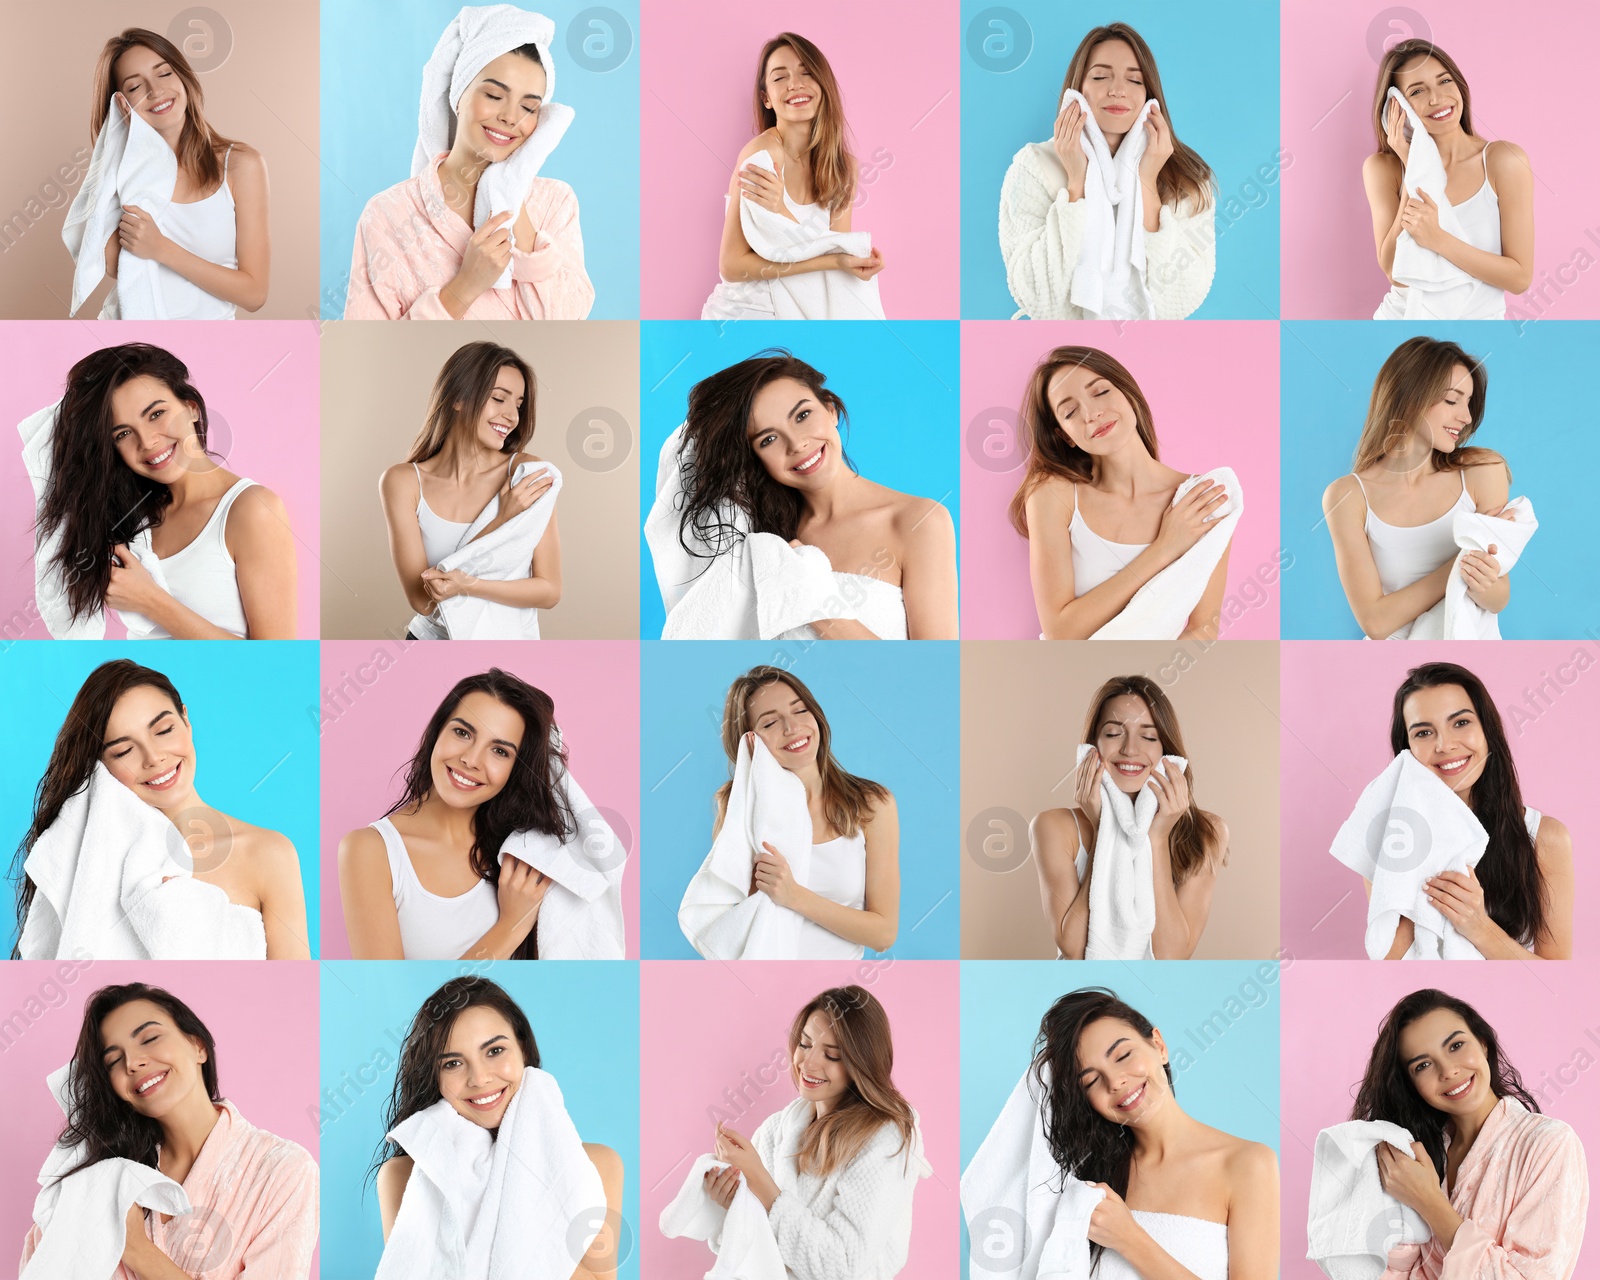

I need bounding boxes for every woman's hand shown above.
[738,159,788,214]
[1424,866,1499,949]
[1085,1183,1147,1257]
[1052,99,1089,193]
[121,1203,154,1267]
[837,247,885,280]
[750,842,799,909]
[495,855,551,938]
[713,1123,769,1183]
[1384,97,1412,167]
[117,205,170,263]
[1147,761,1189,842]
[1153,479,1229,562]
[105,544,164,613]
[1137,105,1173,187]
[1377,1141,1447,1217]
[1459,544,1502,608]
[450,211,515,301]
[703,1160,743,1209]
[496,466,554,521]
[420,566,473,602]
[1074,747,1106,828]
[1399,190,1445,251]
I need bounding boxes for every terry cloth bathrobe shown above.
[1306,1121,1430,1280]
[661,1098,930,1280]
[345,5,594,320]
[999,92,1215,320]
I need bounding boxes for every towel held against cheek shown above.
[1058,88,1157,322]
[1393,496,1537,641]
[1305,1120,1430,1280]
[433,460,562,640]
[413,4,575,292]
[658,1154,788,1280]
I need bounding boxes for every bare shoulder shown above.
[890,489,954,542]
[1536,814,1573,863]
[863,787,899,826]
[1322,472,1363,514]
[1026,472,1077,519]
[338,824,388,868]
[1462,453,1510,503]
[1031,806,1085,852]
[1486,140,1531,177]
[223,141,265,173]
[1362,150,1402,186]
[1223,1134,1279,1184]
[736,131,778,165]
[230,482,289,525]
[380,461,420,499]
[583,1141,624,1182]
[377,1153,414,1199]
[1201,810,1231,868]
[513,450,546,467]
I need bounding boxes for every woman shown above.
[13,659,309,960]
[85,28,269,317]
[1010,346,1236,640]
[1353,989,1586,1276]
[647,349,957,639]
[999,22,1215,320]
[1031,676,1229,959]
[695,986,928,1279]
[32,343,297,639]
[378,341,560,640]
[372,977,623,1279]
[1323,337,1516,639]
[702,32,886,319]
[344,9,593,320]
[19,982,317,1277]
[1364,40,1533,320]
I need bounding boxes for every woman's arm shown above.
[336,827,407,960]
[378,464,440,617]
[1148,818,1226,960]
[1461,459,1513,615]
[228,485,297,639]
[1364,877,1418,960]
[1224,1143,1281,1280]
[147,147,271,311]
[1531,816,1575,960]
[571,1143,625,1280]
[256,830,311,960]
[1363,152,1408,283]
[757,794,900,952]
[1178,543,1232,642]
[717,145,845,282]
[1323,475,1452,638]
[898,499,959,639]
[377,1155,414,1243]
[440,506,562,610]
[1031,808,1090,959]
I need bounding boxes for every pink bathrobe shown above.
[20,1099,318,1280]
[1382,1097,1588,1279]
[344,152,594,320]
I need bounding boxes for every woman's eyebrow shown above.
[480,76,542,101]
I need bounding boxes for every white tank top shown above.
[369,817,500,960]
[1354,470,1473,594]
[1376,142,1505,320]
[408,462,475,640]
[1069,484,1150,595]
[141,477,257,639]
[796,831,869,959]
[154,144,240,320]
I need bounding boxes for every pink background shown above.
[640,959,959,1279]
[1280,960,1600,1277]
[0,959,320,1277]
[1280,0,1600,319]
[1280,641,1600,958]
[638,0,960,319]
[959,320,1282,639]
[317,640,641,959]
[0,320,322,639]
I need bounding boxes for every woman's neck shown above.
[429,435,502,484]
[1126,1095,1199,1163]
[159,459,225,509]
[799,468,864,522]
[436,143,489,213]
[1429,127,1478,168]
[1448,1090,1501,1156]
[1090,442,1163,497]
[413,790,482,849]
[158,1089,222,1176]
[772,119,812,165]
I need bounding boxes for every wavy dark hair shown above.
[384,669,575,959]
[12,660,185,957]
[366,977,540,1186]
[53,983,220,1179]
[1389,662,1544,948]
[36,344,220,625]
[1351,988,1536,1177]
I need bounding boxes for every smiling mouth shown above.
[1443,1074,1474,1099]
[481,124,516,145]
[143,762,182,792]
[1090,422,1116,440]
[490,422,513,438]
[148,98,176,116]
[465,1087,506,1109]
[1444,426,1463,440]
[446,766,486,791]
[782,736,811,753]
[1115,1083,1146,1110]
[799,1072,828,1088]
[791,444,825,475]
[1434,756,1471,776]
[135,1070,170,1096]
[785,95,814,108]
[1113,761,1147,776]
[1428,105,1455,121]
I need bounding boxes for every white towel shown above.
[19,400,172,640]
[18,762,266,961]
[658,1154,788,1280]
[961,1064,1105,1280]
[376,1066,605,1280]
[1057,89,1157,322]
[1396,496,1537,641]
[1077,744,1188,961]
[1306,1121,1430,1280]
[1330,752,1488,960]
[434,460,562,639]
[677,734,816,960]
[22,1062,193,1280]
[413,5,575,292]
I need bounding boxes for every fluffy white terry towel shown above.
[1076,744,1188,961]
[376,1067,605,1280]
[18,762,266,960]
[1306,1121,1430,1280]
[434,459,563,639]
[1393,496,1536,640]
[658,1154,788,1280]
[413,5,575,291]
[1330,752,1488,960]
[961,1064,1105,1280]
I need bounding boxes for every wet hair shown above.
[1351,337,1501,480]
[752,33,856,213]
[407,342,535,463]
[1372,39,1475,153]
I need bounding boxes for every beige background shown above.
[961,641,1280,959]
[0,1,320,320]
[320,321,640,640]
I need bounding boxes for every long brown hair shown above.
[1372,39,1475,154]
[714,665,888,840]
[407,342,535,464]
[788,986,916,1179]
[752,33,856,214]
[1058,23,1213,211]
[1008,346,1160,537]
[91,29,237,191]
[1351,337,1502,479]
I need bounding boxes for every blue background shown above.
[0,640,321,956]
[639,320,962,639]
[319,0,640,318]
[639,640,961,960]
[959,0,1282,319]
[1280,321,1600,639]
[319,960,641,1280]
[959,959,1283,1278]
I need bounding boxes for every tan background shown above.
[961,641,1280,959]
[319,321,640,640]
[0,1,320,320]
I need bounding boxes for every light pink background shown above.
[638,0,960,319]
[1281,960,1600,1278]
[1280,640,1600,958]
[1281,0,1600,319]
[640,959,959,1279]
[0,320,322,639]
[0,959,320,1277]
[960,320,1282,639]
[317,640,640,959]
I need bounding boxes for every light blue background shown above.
[319,961,641,1280]
[1280,321,1600,639]
[639,640,961,960]
[319,0,640,318]
[638,320,962,639]
[959,960,1283,1278]
[0,640,321,956]
[959,0,1282,319]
